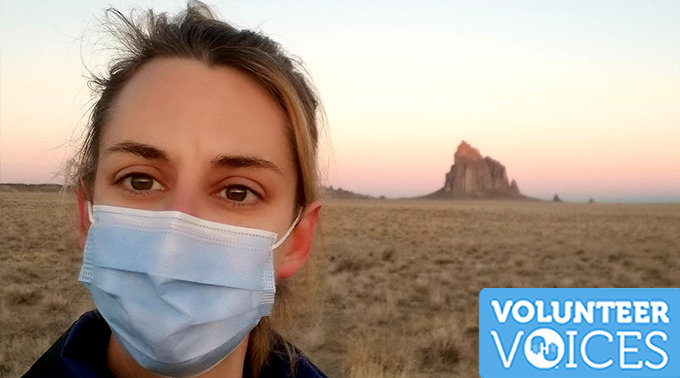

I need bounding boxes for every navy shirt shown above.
[22,311,328,378]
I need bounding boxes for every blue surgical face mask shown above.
[78,204,299,377]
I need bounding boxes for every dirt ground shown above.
[2,192,678,377]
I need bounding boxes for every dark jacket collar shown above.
[24,310,327,378]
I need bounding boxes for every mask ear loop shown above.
[272,210,303,250]
[87,201,95,224]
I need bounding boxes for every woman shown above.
[23,2,327,377]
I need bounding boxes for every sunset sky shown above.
[1,1,679,201]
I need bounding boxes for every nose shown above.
[165,184,201,218]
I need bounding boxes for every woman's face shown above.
[90,58,300,273]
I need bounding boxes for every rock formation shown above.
[321,186,374,200]
[0,183,63,193]
[553,194,562,202]
[427,141,522,199]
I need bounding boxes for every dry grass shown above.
[1,193,679,377]
[0,193,93,377]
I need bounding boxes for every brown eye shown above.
[219,184,260,206]
[130,174,154,190]
[225,185,248,201]
[120,173,162,192]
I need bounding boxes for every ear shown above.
[275,201,322,279]
[76,187,91,250]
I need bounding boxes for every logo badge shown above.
[479,288,680,377]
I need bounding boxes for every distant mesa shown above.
[588,198,595,204]
[0,183,63,193]
[321,186,374,200]
[426,141,525,199]
[553,194,562,202]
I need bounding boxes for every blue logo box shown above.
[479,288,680,377]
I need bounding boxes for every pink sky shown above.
[1,1,679,201]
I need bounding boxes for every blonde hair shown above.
[72,2,323,375]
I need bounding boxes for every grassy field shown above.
[1,192,679,377]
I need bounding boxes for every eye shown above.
[119,173,163,192]
[219,184,260,204]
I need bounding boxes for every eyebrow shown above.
[106,142,169,161]
[105,142,282,175]
[212,155,283,175]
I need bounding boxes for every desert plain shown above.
[1,191,679,377]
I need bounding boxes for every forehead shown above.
[101,58,292,170]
